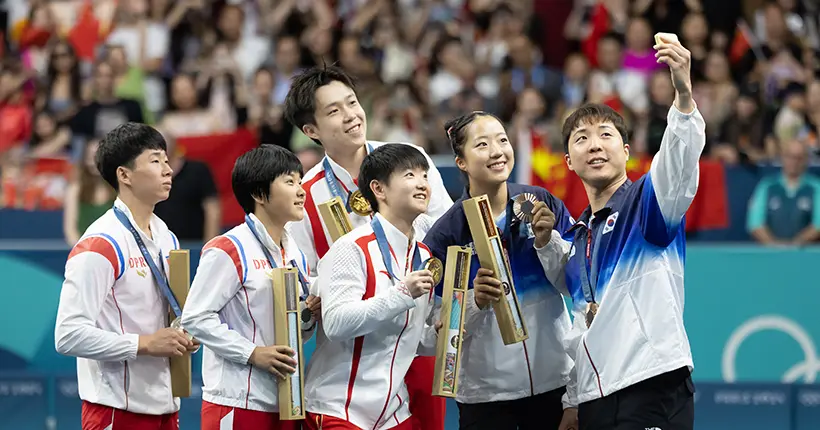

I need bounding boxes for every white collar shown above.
[374,212,417,274]
[247,213,292,265]
[322,143,375,190]
[113,198,164,246]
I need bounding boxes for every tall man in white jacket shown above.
[556,36,704,430]
[303,144,442,430]
[283,65,452,429]
[181,145,320,429]
[54,123,198,430]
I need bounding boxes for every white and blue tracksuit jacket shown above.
[559,105,706,407]
[423,183,576,404]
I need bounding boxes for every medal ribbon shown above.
[245,215,310,299]
[576,224,596,304]
[113,206,182,317]
[371,216,422,282]
[322,143,374,213]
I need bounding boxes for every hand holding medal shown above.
[422,257,444,287]
[530,200,556,249]
[514,193,555,248]
[301,294,322,330]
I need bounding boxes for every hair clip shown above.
[446,126,454,138]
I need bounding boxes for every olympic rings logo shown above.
[722,315,820,383]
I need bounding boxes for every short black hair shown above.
[443,111,503,158]
[561,103,629,153]
[95,122,167,191]
[358,144,429,213]
[283,64,356,145]
[232,144,304,214]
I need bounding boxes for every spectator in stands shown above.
[694,51,738,143]
[159,73,232,138]
[501,34,563,114]
[18,1,57,75]
[716,83,769,164]
[251,68,295,150]
[70,61,143,153]
[587,32,648,118]
[774,82,807,145]
[62,138,115,245]
[623,17,664,79]
[561,53,590,112]
[0,65,35,157]
[213,4,268,81]
[680,12,710,82]
[270,35,302,105]
[154,131,221,243]
[104,44,154,124]
[748,140,820,246]
[106,0,170,115]
[28,110,71,158]
[429,36,478,105]
[36,40,82,124]
[646,68,676,156]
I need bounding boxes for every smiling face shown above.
[258,171,306,224]
[302,80,367,152]
[372,166,430,219]
[565,119,629,189]
[456,115,515,188]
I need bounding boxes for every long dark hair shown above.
[45,41,82,106]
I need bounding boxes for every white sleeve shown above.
[417,295,441,356]
[55,248,139,362]
[534,230,572,296]
[641,105,707,245]
[561,313,587,409]
[180,246,257,366]
[320,238,418,342]
[287,219,320,281]
[461,289,492,340]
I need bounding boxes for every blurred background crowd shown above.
[0,0,818,247]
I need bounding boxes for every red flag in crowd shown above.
[67,0,101,61]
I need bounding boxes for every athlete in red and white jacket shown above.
[181,145,320,430]
[55,123,196,430]
[56,198,182,415]
[289,139,452,277]
[285,67,448,429]
[303,144,440,430]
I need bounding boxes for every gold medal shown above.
[423,257,443,286]
[348,190,373,216]
[585,302,599,328]
[513,193,539,223]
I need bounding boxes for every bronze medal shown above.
[513,193,539,223]
[585,302,599,328]
[348,190,373,216]
[423,257,444,286]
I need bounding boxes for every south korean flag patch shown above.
[602,212,619,235]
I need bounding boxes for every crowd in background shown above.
[0,0,818,246]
